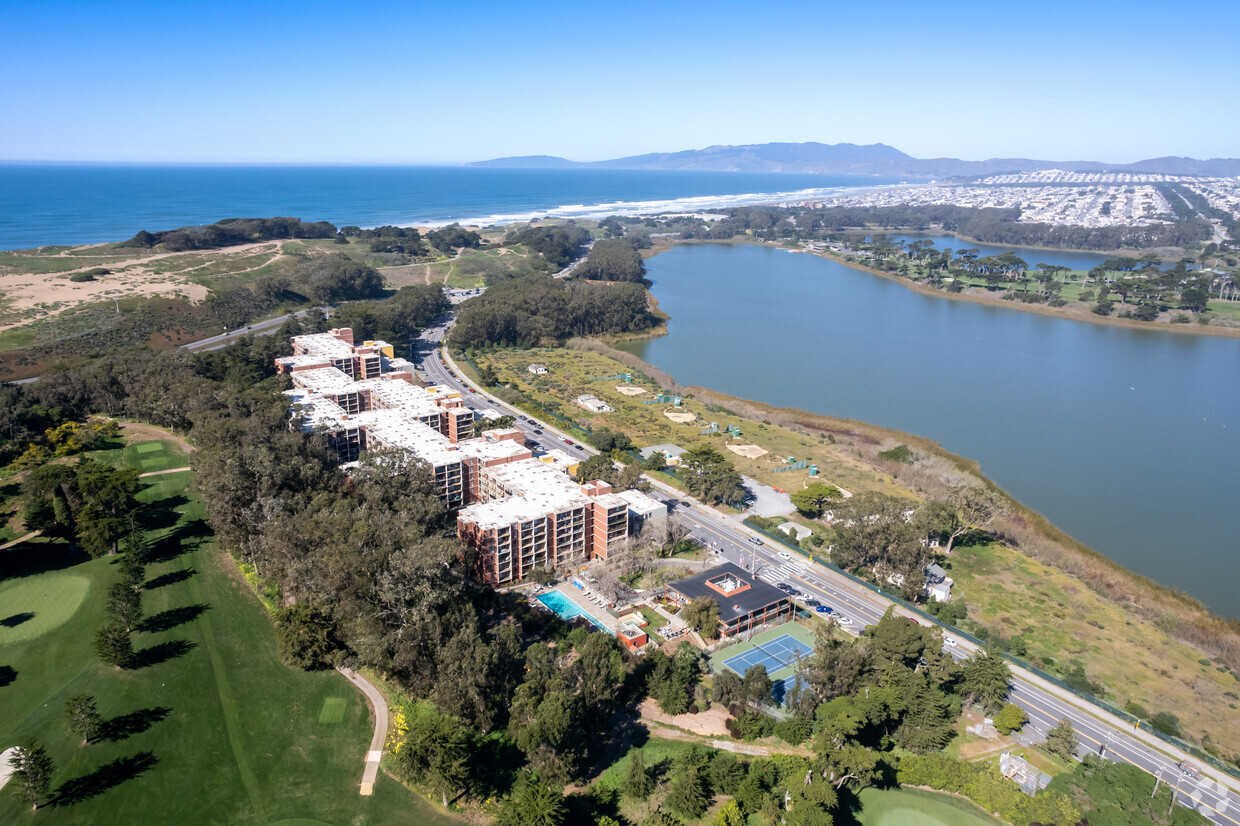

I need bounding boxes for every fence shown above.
[740,517,1240,781]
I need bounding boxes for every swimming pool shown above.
[536,591,612,634]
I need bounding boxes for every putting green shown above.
[0,573,92,645]
[857,787,1001,826]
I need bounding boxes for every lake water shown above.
[885,234,1113,271]
[622,244,1240,617]
[0,165,895,251]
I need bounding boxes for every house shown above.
[664,562,793,638]
[615,488,669,538]
[925,563,954,602]
[639,443,686,466]
[528,364,548,375]
[576,394,615,413]
[777,522,812,542]
[999,752,1051,796]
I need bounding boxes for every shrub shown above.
[273,603,342,670]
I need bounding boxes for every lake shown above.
[622,244,1240,617]
[885,234,1113,272]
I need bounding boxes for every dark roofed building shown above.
[665,562,793,638]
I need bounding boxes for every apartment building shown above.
[277,332,631,586]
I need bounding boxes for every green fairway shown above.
[0,443,461,825]
[88,438,190,474]
[854,787,1001,826]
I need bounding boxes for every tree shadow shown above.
[130,639,196,669]
[143,520,212,565]
[0,664,15,687]
[831,785,866,826]
[0,537,87,582]
[142,568,196,590]
[98,706,172,743]
[1,611,36,628]
[137,604,208,633]
[136,494,191,534]
[53,752,158,806]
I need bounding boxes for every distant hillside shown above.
[467,142,1240,178]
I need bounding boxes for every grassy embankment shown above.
[0,434,459,825]
[470,344,1240,757]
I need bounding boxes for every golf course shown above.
[0,437,458,825]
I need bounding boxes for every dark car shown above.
[802,598,821,608]
[775,583,794,593]
[532,428,542,434]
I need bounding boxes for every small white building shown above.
[528,364,548,375]
[925,562,954,602]
[777,522,812,542]
[577,394,615,413]
[616,489,669,538]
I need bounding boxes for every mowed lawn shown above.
[0,445,458,825]
[850,787,1001,826]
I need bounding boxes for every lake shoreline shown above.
[588,334,1240,644]
[646,238,1240,339]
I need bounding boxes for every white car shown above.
[943,637,958,648]
[777,551,792,561]
[835,616,853,625]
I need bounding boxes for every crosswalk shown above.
[758,560,809,586]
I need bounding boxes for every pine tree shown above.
[622,748,653,800]
[1046,718,1078,760]
[106,581,143,631]
[9,738,54,810]
[64,695,103,744]
[95,622,135,668]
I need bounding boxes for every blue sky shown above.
[2,0,1236,164]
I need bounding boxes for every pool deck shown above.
[548,582,623,633]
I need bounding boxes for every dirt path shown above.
[337,667,388,796]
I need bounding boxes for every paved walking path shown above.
[138,466,193,478]
[337,667,388,796]
[0,531,40,551]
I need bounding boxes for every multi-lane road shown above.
[415,311,1240,825]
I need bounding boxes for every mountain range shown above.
[467,142,1240,179]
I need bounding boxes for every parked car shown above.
[775,583,794,593]
[802,598,820,608]
[815,605,834,614]
[747,536,764,545]
[835,616,854,625]
[518,414,527,420]
[777,551,792,561]
[564,438,574,445]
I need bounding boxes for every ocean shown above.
[0,164,898,251]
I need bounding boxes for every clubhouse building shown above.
[665,563,793,638]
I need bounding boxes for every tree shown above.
[396,703,471,807]
[587,427,634,454]
[677,445,746,506]
[106,581,143,632]
[8,738,54,810]
[741,664,773,709]
[94,622,135,668]
[74,460,142,557]
[993,702,1028,735]
[789,482,843,519]
[1046,718,1078,760]
[714,799,746,826]
[577,238,648,284]
[958,651,1012,712]
[643,450,667,472]
[622,748,653,800]
[478,364,499,386]
[573,454,616,484]
[867,607,928,668]
[681,597,721,641]
[273,602,342,670]
[938,485,1008,553]
[713,669,743,707]
[665,755,710,820]
[64,695,103,744]
[497,773,566,826]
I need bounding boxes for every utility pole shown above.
[1152,767,1162,798]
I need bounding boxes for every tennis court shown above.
[711,622,817,706]
[723,633,813,676]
